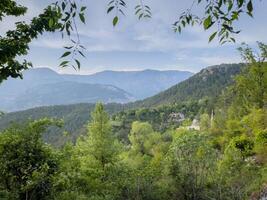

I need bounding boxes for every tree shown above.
[205,43,267,199]
[0,118,62,199]
[222,42,267,119]
[0,0,86,83]
[168,129,218,200]
[122,121,170,200]
[72,103,122,199]
[216,136,261,200]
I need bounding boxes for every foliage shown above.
[0,119,62,199]
[106,0,260,44]
[0,0,86,83]
[132,63,243,108]
[0,43,266,199]
[168,130,218,199]
[173,0,256,44]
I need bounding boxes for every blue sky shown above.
[1,0,267,74]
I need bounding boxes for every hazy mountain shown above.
[62,69,193,99]
[0,68,133,111]
[0,68,192,111]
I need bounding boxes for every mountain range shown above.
[0,68,193,112]
[0,63,244,146]
[63,69,193,99]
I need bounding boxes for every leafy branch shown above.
[135,0,152,20]
[173,0,255,44]
[107,0,127,26]
[52,0,86,70]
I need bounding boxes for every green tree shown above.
[122,121,170,200]
[227,43,267,118]
[73,103,122,199]
[216,136,261,200]
[0,0,86,83]
[168,129,218,200]
[0,118,62,200]
[199,113,210,131]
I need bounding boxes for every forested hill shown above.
[131,63,243,108]
[0,63,244,146]
[0,103,125,146]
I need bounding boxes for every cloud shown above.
[2,0,266,73]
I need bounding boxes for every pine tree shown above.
[74,103,121,199]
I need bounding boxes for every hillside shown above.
[0,63,244,146]
[0,103,125,146]
[131,63,243,108]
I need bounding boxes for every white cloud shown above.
[2,0,266,73]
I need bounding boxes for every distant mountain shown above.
[0,68,133,111]
[0,68,192,111]
[62,69,193,99]
[0,63,243,146]
[131,63,244,108]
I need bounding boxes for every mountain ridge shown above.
[0,67,193,111]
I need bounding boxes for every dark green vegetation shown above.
[0,52,266,199]
[132,63,243,107]
[0,103,124,147]
[0,63,243,146]
[0,44,267,199]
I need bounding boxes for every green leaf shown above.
[203,16,212,30]
[79,13,85,24]
[230,37,236,43]
[232,11,239,20]
[81,6,87,12]
[108,0,115,6]
[107,6,114,13]
[59,61,69,66]
[75,59,81,69]
[48,18,54,28]
[61,2,66,10]
[119,9,125,16]
[209,32,217,42]
[113,16,119,26]
[64,46,73,49]
[78,50,85,57]
[228,2,233,12]
[237,0,244,8]
[247,1,253,13]
[178,26,181,33]
[60,51,71,58]
[135,8,142,15]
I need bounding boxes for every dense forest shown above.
[0,44,266,200]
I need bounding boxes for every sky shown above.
[1,0,267,74]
